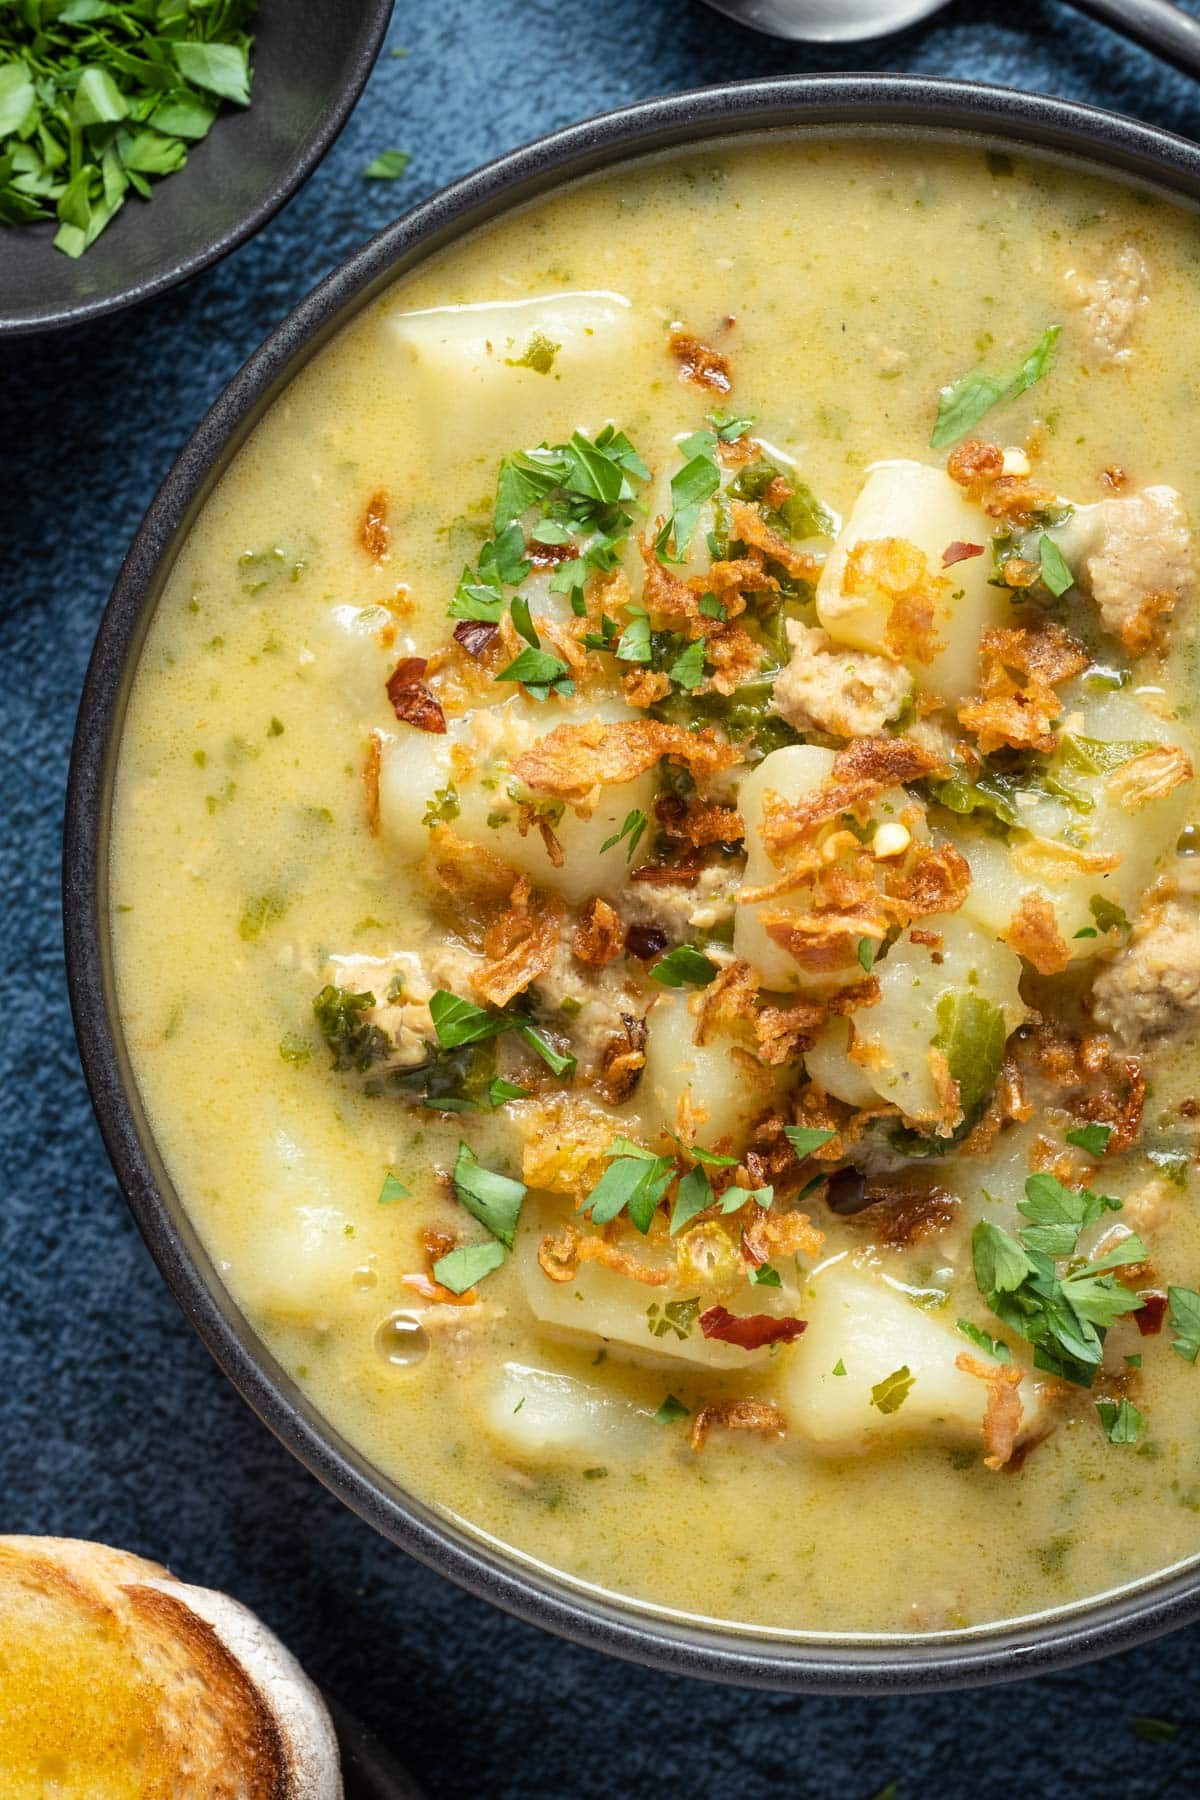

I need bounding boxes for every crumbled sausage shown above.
[770,619,912,740]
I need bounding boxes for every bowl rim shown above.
[63,71,1200,1691]
[1,0,395,337]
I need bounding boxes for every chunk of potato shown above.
[236,1125,371,1323]
[803,1016,879,1109]
[389,290,636,459]
[816,461,1007,704]
[777,1262,1047,1453]
[378,695,657,904]
[514,1197,780,1371]
[949,692,1195,961]
[479,1361,653,1461]
[635,991,779,1150]
[734,744,837,990]
[849,914,1026,1128]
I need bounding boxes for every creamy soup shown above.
[110,136,1200,1636]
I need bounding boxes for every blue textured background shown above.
[4,3,1200,1794]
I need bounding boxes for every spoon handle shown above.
[1068,0,1200,78]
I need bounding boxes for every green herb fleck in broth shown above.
[930,324,1060,449]
[506,331,560,373]
[653,1394,690,1425]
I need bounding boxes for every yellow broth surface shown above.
[111,136,1200,1634]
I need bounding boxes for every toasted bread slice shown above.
[0,1536,342,1799]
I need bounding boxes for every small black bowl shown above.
[64,74,1200,1690]
[0,0,393,336]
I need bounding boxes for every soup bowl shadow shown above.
[63,73,1200,1691]
[0,0,394,336]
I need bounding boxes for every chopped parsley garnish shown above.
[648,943,719,988]
[422,783,460,827]
[707,410,756,441]
[1168,1286,1200,1363]
[364,149,411,181]
[930,324,1060,450]
[783,1126,837,1159]
[495,644,574,700]
[669,1164,716,1235]
[647,1296,701,1340]
[582,1139,675,1235]
[428,989,576,1084]
[832,1359,847,1377]
[614,608,651,664]
[656,428,721,563]
[378,1172,411,1205]
[1038,533,1074,597]
[1096,1397,1144,1444]
[856,936,875,973]
[433,1239,506,1294]
[972,1173,1143,1386]
[667,635,707,692]
[487,1077,529,1107]
[0,0,258,257]
[653,1393,690,1424]
[955,1319,1012,1363]
[450,1143,525,1249]
[1089,893,1131,936]
[1066,1123,1111,1157]
[871,1366,915,1415]
[600,808,648,861]
[750,1264,782,1287]
[449,425,647,627]
[698,591,727,621]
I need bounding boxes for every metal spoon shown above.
[702,0,1200,77]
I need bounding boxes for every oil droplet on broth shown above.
[375,1312,429,1366]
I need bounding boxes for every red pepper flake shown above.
[386,656,446,733]
[1135,1289,1168,1336]
[942,540,985,568]
[453,619,498,657]
[526,541,579,569]
[699,1304,807,1350]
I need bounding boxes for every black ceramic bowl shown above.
[64,74,1200,1691]
[0,0,393,336]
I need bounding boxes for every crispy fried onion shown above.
[359,488,390,560]
[656,790,744,847]
[841,538,946,665]
[386,655,447,733]
[572,897,625,967]
[1005,891,1072,976]
[690,1398,788,1453]
[946,440,1059,526]
[1018,1017,1145,1154]
[954,1352,1025,1471]
[760,738,939,859]
[594,1013,648,1105]
[638,541,764,696]
[669,328,732,393]
[698,1305,807,1349]
[471,876,564,1007]
[363,730,383,836]
[740,1207,824,1267]
[537,1226,672,1286]
[511,718,741,816]
[423,824,522,944]
[957,622,1088,755]
[842,1180,959,1247]
[1105,745,1193,811]
[728,501,822,582]
[693,958,879,1065]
